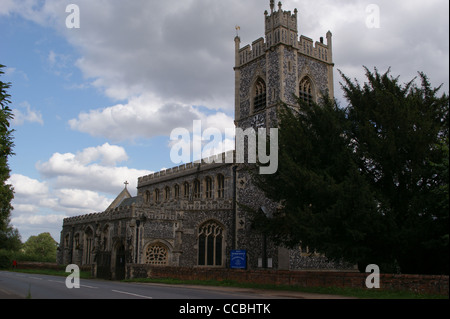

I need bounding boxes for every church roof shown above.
[106,185,132,211]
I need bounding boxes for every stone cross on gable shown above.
[124,181,129,189]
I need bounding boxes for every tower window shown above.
[253,78,267,111]
[299,77,314,105]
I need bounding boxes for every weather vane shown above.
[235,25,240,37]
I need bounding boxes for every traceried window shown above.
[253,78,266,111]
[193,179,201,199]
[145,243,168,266]
[299,77,314,105]
[205,177,213,199]
[198,221,224,266]
[216,174,225,198]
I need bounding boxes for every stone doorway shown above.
[114,244,126,280]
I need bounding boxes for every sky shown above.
[0,0,448,243]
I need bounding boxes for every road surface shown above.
[0,270,301,300]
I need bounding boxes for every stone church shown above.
[58,1,350,280]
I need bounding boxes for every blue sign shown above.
[230,250,247,269]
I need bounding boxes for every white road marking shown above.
[111,289,153,299]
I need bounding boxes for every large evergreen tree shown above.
[251,67,449,274]
[0,64,20,251]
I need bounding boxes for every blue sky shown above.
[1,0,448,243]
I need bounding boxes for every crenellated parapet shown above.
[235,1,333,69]
[138,150,235,188]
[63,203,135,226]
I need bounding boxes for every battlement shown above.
[137,151,235,188]
[265,1,298,34]
[237,33,332,67]
[235,1,332,68]
[298,34,332,63]
[62,203,134,226]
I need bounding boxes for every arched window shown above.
[154,188,160,203]
[183,182,190,199]
[299,77,314,105]
[64,234,70,248]
[193,179,201,199]
[84,227,94,265]
[74,233,80,250]
[198,221,224,266]
[145,191,151,203]
[216,174,225,198]
[165,186,171,201]
[205,177,213,199]
[174,184,180,199]
[253,78,266,111]
[145,243,168,266]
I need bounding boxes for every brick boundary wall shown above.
[15,261,91,273]
[128,265,449,296]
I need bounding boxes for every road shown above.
[0,270,294,300]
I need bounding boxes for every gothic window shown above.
[84,227,94,265]
[145,243,168,266]
[145,191,151,203]
[183,182,190,199]
[205,177,213,199]
[154,188,160,203]
[193,179,201,199]
[165,186,171,201]
[299,77,314,105]
[74,233,80,250]
[64,234,70,248]
[253,78,266,111]
[174,184,180,199]
[198,221,224,266]
[216,174,225,198]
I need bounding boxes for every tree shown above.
[250,67,449,274]
[0,64,18,251]
[22,233,58,262]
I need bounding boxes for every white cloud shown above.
[8,144,153,242]
[37,144,153,194]
[12,101,44,126]
[69,94,236,142]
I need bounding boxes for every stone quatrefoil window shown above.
[198,221,223,266]
[145,243,168,266]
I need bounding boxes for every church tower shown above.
[234,0,334,131]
